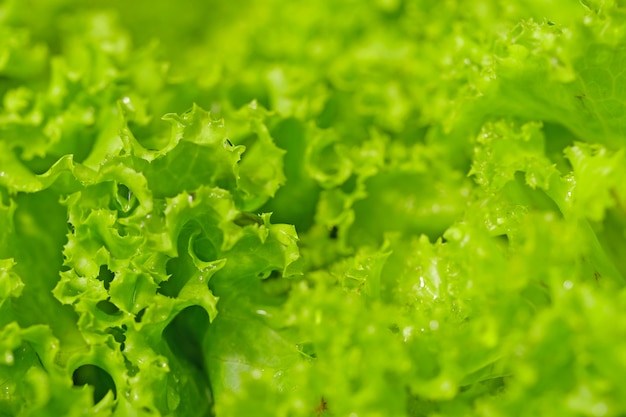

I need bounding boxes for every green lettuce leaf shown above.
[3,1,626,416]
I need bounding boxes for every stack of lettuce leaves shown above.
[2,0,626,415]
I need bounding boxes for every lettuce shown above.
[2,0,626,416]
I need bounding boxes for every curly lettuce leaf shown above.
[2,0,626,416]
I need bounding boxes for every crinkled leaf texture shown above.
[2,1,626,416]
[0,103,298,416]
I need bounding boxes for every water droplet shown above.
[402,326,413,342]
[255,309,268,316]
[1,384,11,400]
[429,320,439,331]
[563,280,574,290]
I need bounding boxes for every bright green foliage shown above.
[1,0,626,416]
